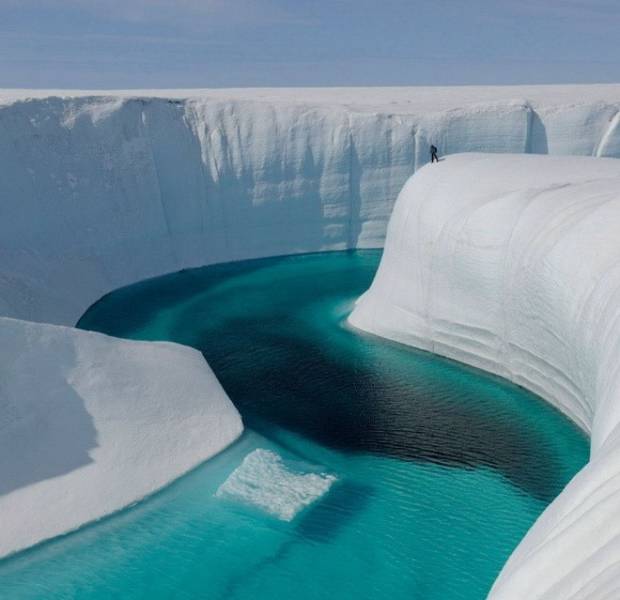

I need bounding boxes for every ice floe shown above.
[216,449,336,521]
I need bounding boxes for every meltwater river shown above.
[0,251,588,599]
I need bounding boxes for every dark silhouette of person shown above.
[430,144,439,163]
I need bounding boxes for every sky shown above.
[0,0,619,89]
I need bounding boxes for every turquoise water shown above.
[0,250,588,599]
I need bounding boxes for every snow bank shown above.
[0,316,242,558]
[349,153,620,599]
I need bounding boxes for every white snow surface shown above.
[216,449,336,521]
[0,316,242,558]
[2,85,620,325]
[349,153,620,599]
[2,85,620,578]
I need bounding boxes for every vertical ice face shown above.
[186,99,354,258]
[596,110,620,157]
[0,88,619,325]
[532,102,618,155]
[414,101,530,169]
[349,153,620,599]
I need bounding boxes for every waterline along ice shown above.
[2,86,620,599]
[351,155,620,598]
[0,250,587,600]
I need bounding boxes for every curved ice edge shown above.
[0,318,243,559]
[349,153,620,599]
[216,449,337,521]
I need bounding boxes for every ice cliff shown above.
[350,153,620,599]
[2,85,620,324]
[2,85,620,572]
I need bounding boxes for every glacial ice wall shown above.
[2,85,620,566]
[1,86,620,325]
[349,153,620,599]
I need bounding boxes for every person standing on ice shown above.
[430,144,439,163]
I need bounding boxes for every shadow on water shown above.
[66,250,591,600]
[295,481,374,544]
[191,320,560,502]
[220,481,374,599]
[79,251,579,505]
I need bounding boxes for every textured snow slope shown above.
[349,153,620,599]
[2,85,620,325]
[0,317,242,558]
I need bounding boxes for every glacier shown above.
[2,85,620,325]
[1,85,620,587]
[350,153,620,599]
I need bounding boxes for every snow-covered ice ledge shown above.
[1,85,620,565]
[350,153,620,599]
[0,317,242,558]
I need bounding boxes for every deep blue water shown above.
[0,250,588,599]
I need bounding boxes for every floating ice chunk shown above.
[216,449,337,521]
